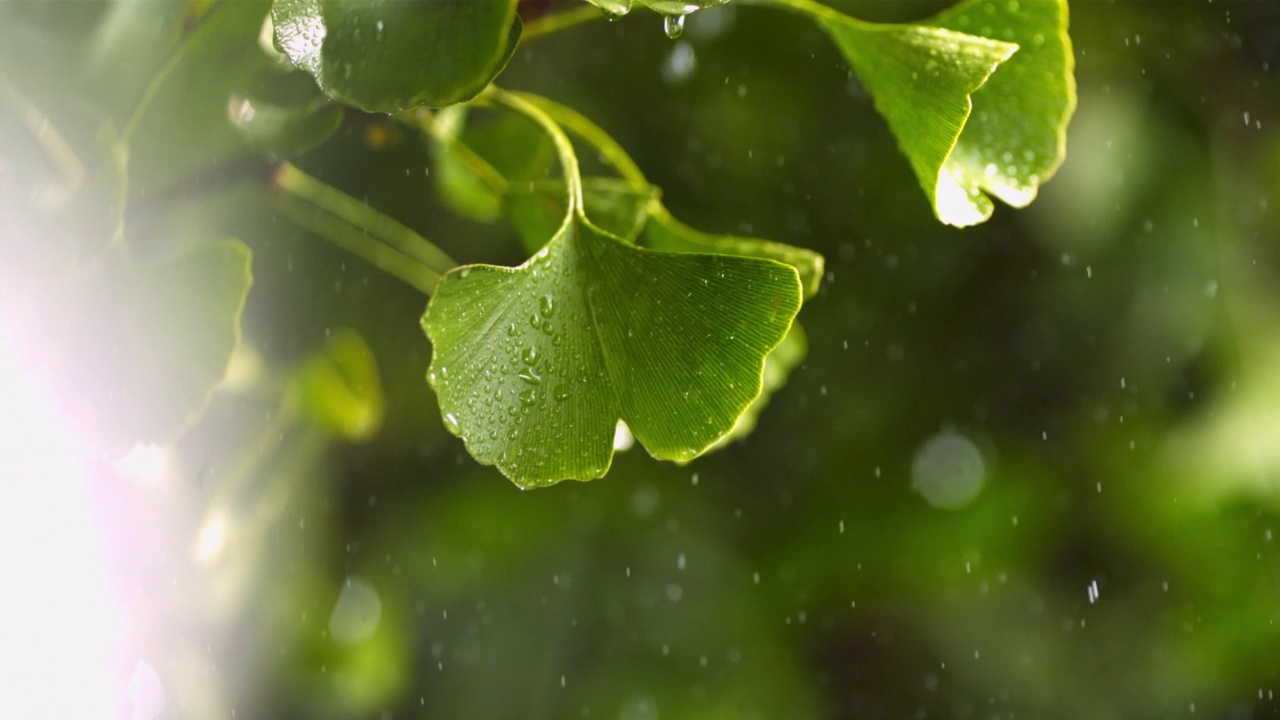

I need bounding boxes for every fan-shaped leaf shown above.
[421,215,802,488]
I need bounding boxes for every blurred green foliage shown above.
[4,0,1280,718]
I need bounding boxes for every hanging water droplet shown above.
[443,413,460,433]
[663,13,686,39]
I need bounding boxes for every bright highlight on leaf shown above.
[816,0,1073,226]
[931,0,1076,220]
[272,0,521,112]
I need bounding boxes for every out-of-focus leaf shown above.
[272,0,520,112]
[421,209,801,488]
[291,328,384,442]
[229,69,343,158]
[54,240,254,452]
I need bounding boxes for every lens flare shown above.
[0,320,129,719]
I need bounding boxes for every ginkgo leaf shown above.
[819,0,1072,226]
[272,0,520,112]
[228,69,343,158]
[583,0,731,18]
[421,215,802,488]
[929,0,1075,219]
[640,202,824,300]
[822,17,1016,226]
[50,240,254,453]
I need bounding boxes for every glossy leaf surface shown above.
[823,17,1016,226]
[422,216,802,488]
[272,0,520,112]
[930,0,1075,219]
[821,0,1072,226]
[584,0,731,17]
[229,70,344,158]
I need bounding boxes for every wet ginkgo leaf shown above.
[272,0,521,112]
[820,0,1072,226]
[421,215,802,488]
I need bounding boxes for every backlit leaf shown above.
[819,0,1072,226]
[421,213,802,488]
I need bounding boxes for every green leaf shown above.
[291,328,385,442]
[822,16,1016,226]
[820,0,1073,226]
[641,203,824,300]
[421,216,802,488]
[929,0,1075,219]
[58,240,254,452]
[229,69,344,158]
[583,1,731,17]
[272,0,520,112]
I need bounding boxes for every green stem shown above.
[274,164,452,294]
[482,86,584,214]
[407,108,509,197]
[740,0,870,28]
[0,75,87,196]
[525,95,649,192]
[522,4,607,40]
[276,163,456,276]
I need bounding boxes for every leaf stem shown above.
[274,163,454,294]
[524,95,649,192]
[407,108,510,197]
[522,4,606,41]
[739,0,870,29]
[482,86,584,214]
[0,75,87,198]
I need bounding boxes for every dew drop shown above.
[540,295,555,318]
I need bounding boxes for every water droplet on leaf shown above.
[663,13,686,39]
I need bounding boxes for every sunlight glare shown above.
[0,320,128,720]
